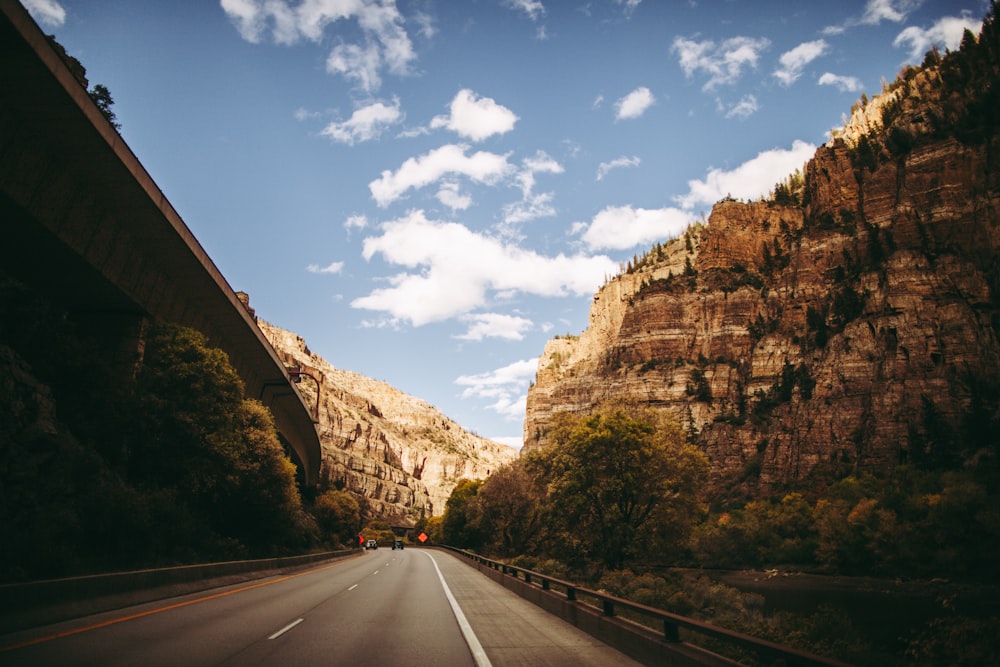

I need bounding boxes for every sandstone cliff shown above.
[258,321,517,523]
[525,35,1000,491]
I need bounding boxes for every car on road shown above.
[365,539,378,550]
[392,539,404,550]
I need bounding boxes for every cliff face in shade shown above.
[524,48,1000,491]
[258,321,517,523]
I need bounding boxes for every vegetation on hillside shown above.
[435,407,708,573]
[0,277,362,581]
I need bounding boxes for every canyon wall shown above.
[259,321,517,523]
[525,47,1000,491]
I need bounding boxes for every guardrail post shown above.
[663,620,680,643]
[542,578,550,591]
[602,599,615,616]
[566,586,576,601]
[525,572,532,584]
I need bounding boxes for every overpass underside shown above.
[0,0,321,485]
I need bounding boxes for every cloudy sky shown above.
[25,0,986,449]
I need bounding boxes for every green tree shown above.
[526,408,709,571]
[130,322,308,555]
[473,461,545,556]
[221,399,310,550]
[440,479,484,548]
[88,84,120,130]
[314,489,362,546]
[131,322,245,497]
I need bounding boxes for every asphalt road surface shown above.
[0,548,642,666]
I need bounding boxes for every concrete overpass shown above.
[0,0,321,485]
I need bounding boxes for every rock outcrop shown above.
[525,37,1000,491]
[259,321,517,523]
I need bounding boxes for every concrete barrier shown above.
[0,549,359,633]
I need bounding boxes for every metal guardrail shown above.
[442,546,853,667]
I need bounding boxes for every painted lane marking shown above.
[422,552,492,667]
[268,618,304,640]
[348,584,358,591]
[0,558,356,653]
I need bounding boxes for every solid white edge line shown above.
[422,551,493,667]
[268,618,304,640]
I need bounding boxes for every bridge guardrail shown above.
[441,545,852,667]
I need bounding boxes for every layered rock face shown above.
[259,322,517,523]
[525,53,1000,489]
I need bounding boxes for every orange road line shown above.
[0,557,355,653]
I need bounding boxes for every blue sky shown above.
[25,0,986,449]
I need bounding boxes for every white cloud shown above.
[321,98,402,145]
[818,72,864,92]
[412,10,436,39]
[431,89,519,142]
[580,205,693,251]
[306,261,344,274]
[455,313,534,341]
[369,144,514,207]
[22,0,65,27]
[893,14,984,62]
[501,152,563,226]
[615,87,655,120]
[503,192,557,226]
[774,40,829,86]
[503,0,546,21]
[221,0,415,93]
[352,210,617,325]
[294,107,321,121]
[824,0,920,34]
[615,0,642,16]
[515,151,563,198]
[724,94,759,119]
[675,139,816,210]
[436,181,473,211]
[455,358,539,423]
[672,35,770,91]
[596,156,641,181]
[326,42,384,93]
[344,214,368,231]
[861,0,920,25]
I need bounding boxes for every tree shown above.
[130,322,308,555]
[88,84,121,130]
[131,322,245,494]
[221,399,309,549]
[473,461,545,556]
[440,479,484,548]
[314,489,361,546]
[526,408,709,571]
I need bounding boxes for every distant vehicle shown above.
[392,539,404,550]
[365,539,378,550]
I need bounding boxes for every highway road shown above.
[0,548,642,666]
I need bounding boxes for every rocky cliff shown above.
[525,32,1000,491]
[258,321,517,523]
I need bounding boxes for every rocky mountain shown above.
[258,320,517,523]
[525,31,1000,492]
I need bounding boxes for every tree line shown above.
[0,277,365,581]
